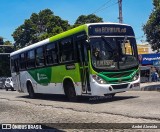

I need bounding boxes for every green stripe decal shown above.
[28,63,81,86]
[28,67,52,86]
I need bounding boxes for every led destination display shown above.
[89,24,135,36]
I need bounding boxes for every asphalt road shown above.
[0,90,160,123]
[0,89,160,131]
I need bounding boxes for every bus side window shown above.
[59,38,74,63]
[36,47,45,67]
[46,42,58,65]
[11,56,19,73]
[14,58,20,73]
[27,50,35,69]
[19,53,26,70]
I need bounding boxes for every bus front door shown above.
[78,41,91,94]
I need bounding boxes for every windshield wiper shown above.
[101,36,114,51]
[122,36,128,48]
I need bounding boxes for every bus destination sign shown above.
[89,24,134,36]
[95,27,126,34]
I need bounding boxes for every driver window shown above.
[92,41,111,60]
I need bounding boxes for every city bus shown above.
[10,23,140,101]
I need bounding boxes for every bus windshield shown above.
[91,37,139,71]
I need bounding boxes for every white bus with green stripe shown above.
[10,23,140,100]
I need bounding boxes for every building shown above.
[137,43,153,54]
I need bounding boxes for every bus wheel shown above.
[64,81,77,102]
[5,87,8,91]
[27,83,36,99]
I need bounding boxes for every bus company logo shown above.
[37,73,48,81]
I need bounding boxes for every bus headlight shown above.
[92,75,107,84]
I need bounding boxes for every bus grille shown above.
[105,72,132,78]
[111,84,128,89]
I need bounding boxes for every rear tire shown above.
[64,81,77,102]
[27,83,36,99]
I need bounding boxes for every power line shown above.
[92,0,118,14]
[99,1,118,13]
[92,0,112,14]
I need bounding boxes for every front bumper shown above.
[90,76,140,96]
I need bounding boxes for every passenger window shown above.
[36,47,45,67]
[12,55,20,72]
[27,50,35,68]
[46,43,58,65]
[20,53,26,70]
[59,38,74,62]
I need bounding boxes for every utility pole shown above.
[118,0,123,23]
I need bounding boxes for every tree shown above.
[12,9,70,49]
[12,9,103,49]
[143,0,160,51]
[74,14,103,27]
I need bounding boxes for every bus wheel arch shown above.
[63,78,77,101]
[26,81,36,99]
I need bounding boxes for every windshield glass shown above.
[90,37,139,71]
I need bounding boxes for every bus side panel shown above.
[51,63,82,95]
[26,63,82,95]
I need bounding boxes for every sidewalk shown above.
[140,82,160,91]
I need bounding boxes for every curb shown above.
[140,83,160,91]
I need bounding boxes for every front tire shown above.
[27,83,36,99]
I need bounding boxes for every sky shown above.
[0,0,153,44]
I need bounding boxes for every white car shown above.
[5,77,14,91]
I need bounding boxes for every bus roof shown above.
[10,22,131,57]
[86,22,130,26]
